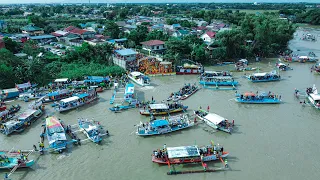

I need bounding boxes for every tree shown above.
[0,64,17,89]
[103,21,120,39]
[23,40,41,57]
[44,25,55,34]
[146,30,169,41]
[127,25,149,45]
[2,37,20,53]
[27,15,47,27]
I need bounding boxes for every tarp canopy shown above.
[125,84,134,95]
[149,104,169,110]
[252,73,267,77]
[77,93,89,98]
[54,78,69,83]
[204,113,226,125]
[130,71,143,77]
[167,145,200,159]
[60,96,79,103]
[46,116,64,134]
[151,119,169,128]
[310,93,320,101]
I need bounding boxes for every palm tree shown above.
[174,53,180,65]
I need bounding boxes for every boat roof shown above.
[47,89,69,96]
[149,104,169,110]
[46,116,64,132]
[167,145,200,159]
[204,71,224,74]
[60,96,79,103]
[76,93,89,98]
[125,83,134,95]
[151,119,169,128]
[18,109,37,120]
[204,113,226,125]
[239,59,248,63]
[207,76,233,80]
[252,72,267,76]
[310,94,320,100]
[299,56,308,59]
[16,82,31,89]
[278,63,286,66]
[54,78,69,82]
[130,71,143,77]
[48,132,67,144]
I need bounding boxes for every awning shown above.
[204,113,225,125]
[167,145,200,159]
[151,119,169,128]
[60,96,79,103]
[149,104,169,110]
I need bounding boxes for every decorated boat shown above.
[276,62,292,71]
[45,116,67,153]
[176,61,204,75]
[306,85,320,109]
[136,114,195,136]
[55,89,98,112]
[235,92,282,104]
[152,141,228,164]
[140,103,188,116]
[247,71,281,82]
[199,76,238,87]
[78,119,107,143]
[41,89,73,103]
[194,109,234,133]
[128,71,150,86]
[0,151,35,169]
[0,109,43,135]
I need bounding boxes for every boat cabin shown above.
[42,89,72,102]
[249,72,280,81]
[129,72,150,85]
[58,96,80,108]
[309,94,320,107]
[202,71,231,77]
[149,104,169,113]
[46,117,67,151]
[167,145,201,163]
[50,78,70,88]
[124,83,135,100]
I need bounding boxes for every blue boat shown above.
[136,114,195,136]
[0,88,19,100]
[235,92,282,104]
[248,71,281,82]
[41,89,73,103]
[0,151,35,169]
[0,109,43,135]
[45,116,67,153]
[109,104,136,112]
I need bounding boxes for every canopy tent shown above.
[204,113,226,125]
[167,145,200,159]
[54,78,69,83]
[149,104,169,110]
[151,119,169,128]
[60,96,79,103]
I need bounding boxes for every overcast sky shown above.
[0,0,319,4]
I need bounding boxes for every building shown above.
[114,49,137,61]
[64,26,95,40]
[172,30,190,38]
[29,34,57,43]
[171,24,181,30]
[200,31,216,44]
[140,40,165,53]
[21,24,44,36]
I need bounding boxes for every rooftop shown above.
[21,24,42,32]
[29,35,56,40]
[140,40,165,46]
[115,49,137,56]
[167,145,200,159]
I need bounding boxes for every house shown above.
[114,49,137,61]
[108,38,127,47]
[152,24,164,31]
[21,24,44,36]
[172,30,190,38]
[0,20,7,30]
[63,33,82,46]
[64,26,95,40]
[200,31,216,44]
[140,40,165,53]
[51,30,69,41]
[29,34,57,43]
[171,24,181,30]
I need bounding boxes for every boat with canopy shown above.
[247,71,281,82]
[306,84,320,109]
[235,92,282,104]
[194,109,234,133]
[139,103,188,116]
[45,116,67,153]
[128,71,150,86]
[0,150,35,169]
[41,89,73,103]
[78,119,108,144]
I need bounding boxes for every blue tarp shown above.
[84,76,109,83]
[47,91,59,97]
[151,120,169,128]
[77,93,89,98]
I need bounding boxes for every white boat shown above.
[307,84,320,109]
[78,119,104,144]
[194,109,234,134]
[128,72,150,86]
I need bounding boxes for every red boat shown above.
[176,62,204,75]
[152,143,229,165]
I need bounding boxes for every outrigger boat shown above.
[41,89,73,103]
[247,71,281,82]
[140,103,188,116]
[306,84,320,109]
[55,89,98,112]
[194,109,234,134]
[152,141,228,164]
[45,116,67,153]
[0,105,21,123]
[167,84,199,101]
[199,76,238,90]
[78,119,107,144]
[235,91,282,104]
[276,62,293,71]
[136,114,195,136]
[128,71,150,86]
[0,109,43,135]
[0,150,35,169]
[109,104,136,112]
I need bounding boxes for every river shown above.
[1,27,320,180]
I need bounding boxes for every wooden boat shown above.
[41,89,73,103]
[247,71,281,82]
[0,151,35,169]
[8,105,21,115]
[167,84,199,101]
[140,103,188,116]
[152,142,229,164]
[306,85,320,109]
[0,109,43,135]
[55,89,98,113]
[180,86,199,100]
[45,116,67,153]
[78,119,105,143]
[136,114,195,136]
[18,93,43,102]
[235,92,282,104]
[128,71,150,86]
[194,109,234,133]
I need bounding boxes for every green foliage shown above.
[2,37,20,53]
[0,64,16,89]
[126,26,149,45]
[27,15,47,28]
[103,21,120,39]
[146,30,169,41]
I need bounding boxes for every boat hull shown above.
[0,159,35,169]
[248,78,281,83]
[152,152,229,164]
[194,113,232,133]
[137,123,194,136]
[140,107,188,116]
[235,98,281,104]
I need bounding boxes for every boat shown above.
[41,89,73,103]
[201,71,232,77]
[306,85,320,109]
[0,109,43,135]
[199,76,238,86]
[136,114,195,136]
[128,71,150,86]
[55,89,98,112]
[194,109,234,133]
[235,92,282,104]
[18,93,43,102]
[0,151,35,169]
[0,88,19,100]
[312,62,320,74]
[140,103,188,116]
[45,116,67,153]
[276,61,293,71]
[151,142,229,164]
[180,86,199,100]
[8,105,21,115]
[247,71,281,82]
[176,61,204,75]
[167,84,199,101]
[78,119,106,143]
[109,104,136,112]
